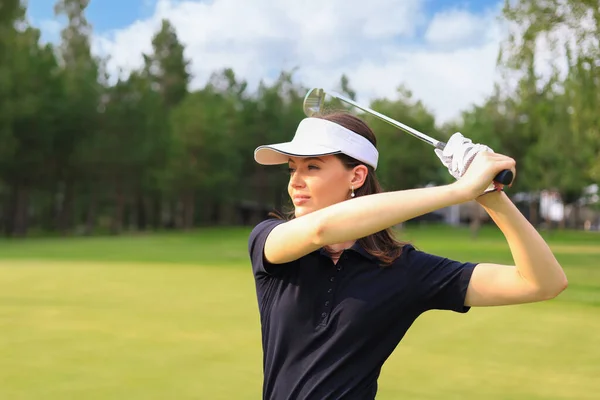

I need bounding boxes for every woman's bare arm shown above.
[264,184,467,264]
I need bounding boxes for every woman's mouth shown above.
[293,195,311,205]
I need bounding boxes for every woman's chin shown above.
[294,206,313,218]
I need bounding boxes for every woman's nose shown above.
[290,171,305,188]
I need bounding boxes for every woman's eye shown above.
[287,165,318,173]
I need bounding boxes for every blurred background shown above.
[0,0,598,399]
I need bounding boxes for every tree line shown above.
[0,0,597,237]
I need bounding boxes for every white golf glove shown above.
[434,132,494,180]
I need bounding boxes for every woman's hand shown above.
[453,152,516,201]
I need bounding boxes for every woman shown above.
[248,112,567,400]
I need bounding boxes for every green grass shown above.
[0,224,599,399]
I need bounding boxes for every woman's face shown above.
[287,155,365,218]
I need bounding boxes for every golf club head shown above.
[303,88,326,117]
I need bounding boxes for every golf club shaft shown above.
[327,91,446,150]
[321,90,513,185]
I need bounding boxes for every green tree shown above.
[168,86,238,227]
[0,0,24,234]
[363,86,441,192]
[141,18,191,229]
[500,0,599,228]
[53,0,101,234]
[339,74,356,100]
[144,19,191,109]
[0,1,66,236]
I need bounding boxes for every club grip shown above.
[494,169,513,185]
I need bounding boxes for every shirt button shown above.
[325,301,330,306]
[321,312,327,318]
[337,266,342,271]
[329,277,335,282]
[327,288,333,293]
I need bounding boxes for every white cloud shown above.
[425,8,495,47]
[91,0,507,125]
[346,39,503,124]
[498,0,597,94]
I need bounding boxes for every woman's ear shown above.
[351,165,369,189]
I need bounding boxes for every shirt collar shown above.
[317,241,379,262]
[348,241,379,262]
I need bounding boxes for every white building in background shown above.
[540,190,564,222]
[583,184,599,204]
[425,183,599,229]
[442,203,461,225]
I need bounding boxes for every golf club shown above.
[303,88,514,186]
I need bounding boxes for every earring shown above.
[351,185,355,198]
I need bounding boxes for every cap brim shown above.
[254,142,341,165]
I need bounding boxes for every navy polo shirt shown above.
[248,218,477,400]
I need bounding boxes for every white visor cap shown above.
[254,117,379,170]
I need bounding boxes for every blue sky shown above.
[26,0,501,41]
[23,0,508,125]
[26,0,154,33]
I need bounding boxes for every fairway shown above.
[0,225,599,399]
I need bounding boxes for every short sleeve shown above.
[248,218,287,277]
[403,245,477,313]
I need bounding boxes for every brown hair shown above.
[269,111,409,266]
